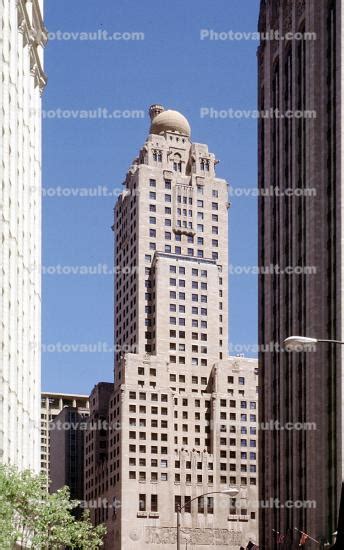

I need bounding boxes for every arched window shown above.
[173,153,182,172]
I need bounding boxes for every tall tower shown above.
[0,1,47,470]
[85,106,259,549]
[258,1,342,547]
[113,105,228,377]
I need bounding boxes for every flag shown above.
[299,532,309,546]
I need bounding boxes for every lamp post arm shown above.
[317,339,344,345]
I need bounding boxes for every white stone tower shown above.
[0,0,47,471]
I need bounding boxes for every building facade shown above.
[85,106,259,549]
[258,0,342,548]
[41,392,89,482]
[0,0,47,471]
[50,406,89,513]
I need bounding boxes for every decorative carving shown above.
[17,0,48,92]
[145,527,241,545]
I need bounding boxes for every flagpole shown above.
[294,527,321,545]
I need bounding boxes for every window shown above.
[149,179,156,187]
[139,494,146,511]
[198,496,205,513]
[173,154,182,172]
[165,180,172,189]
[149,217,156,224]
[175,495,181,512]
[149,191,156,200]
[151,494,158,512]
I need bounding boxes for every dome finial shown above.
[149,106,191,137]
[149,104,165,121]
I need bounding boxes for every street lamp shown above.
[176,488,238,550]
[283,336,344,352]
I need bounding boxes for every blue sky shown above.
[42,0,260,394]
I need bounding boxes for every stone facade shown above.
[85,107,259,549]
[258,1,343,548]
[0,0,47,471]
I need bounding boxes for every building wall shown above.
[41,392,89,482]
[85,357,258,550]
[50,406,89,502]
[258,0,342,547]
[0,0,47,471]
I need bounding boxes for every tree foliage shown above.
[0,465,106,549]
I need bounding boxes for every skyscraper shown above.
[258,0,342,547]
[0,1,47,470]
[85,106,259,549]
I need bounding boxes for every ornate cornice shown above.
[17,0,48,92]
